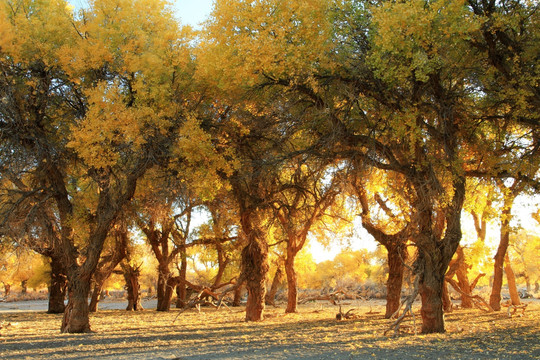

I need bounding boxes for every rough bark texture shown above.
[242,238,268,321]
[47,255,67,314]
[419,261,446,333]
[61,270,92,333]
[265,267,283,306]
[385,243,407,318]
[284,254,297,313]
[442,280,453,312]
[233,283,243,306]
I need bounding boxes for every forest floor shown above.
[0,299,539,359]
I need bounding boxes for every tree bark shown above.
[176,247,187,308]
[61,270,91,333]
[490,203,512,311]
[233,283,243,306]
[242,239,268,321]
[284,253,298,313]
[156,262,171,311]
[123,263,143,311]
[89,281,104,313]
[504,254,521,306]
[385,243,406,318]
[442,280,452,312]
[48,255,67,314]
[419,264,446,333]
[265,266,283,306]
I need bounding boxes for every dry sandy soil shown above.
[1,299,539,359]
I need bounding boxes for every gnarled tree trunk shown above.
[242,238,268,321]
[123,262,143,311]
[385,242,407,318]
[61,269,91,333]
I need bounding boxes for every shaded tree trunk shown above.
[61,269,91,333]
[265,266,283,306]
[156,262,171,311]
[233,283,243,306]
[123,263,143,311]
[21,280,28,294]
[48,255,67,314]
[385,242,407,318]
[89,280,104,313]
[242,238,268,321]
[3,283,10,297]
[419,259,446,333]
[442,280,452,312]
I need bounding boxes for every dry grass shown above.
[1,300,539,359]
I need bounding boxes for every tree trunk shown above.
[48,256,67,314]
[123,264,143,311]
[385,243,406,318]
[61,271,91,333]
[21,280,28,294]
[284,253,297,313]
[242,239,268,321]
[233,283,243,306]
[88,281,104,313]
[504,254,521,306]
[442,280,452,312]
[176,248,187,308]
[3,283,10,297]
[156,263,170,311]
[490,205,512,311]
[455,247,473,308]
[265,267,283,306]
[419,266,446,333]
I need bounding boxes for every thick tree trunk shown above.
[242,239,268,321]
[48,256,67,314]
[265,267,283,306]
[385,244,406,318]
[504,254,521,306]
[419,267,446,333]
[61,271,91,333]
[284,254,297,313]
[156,263,170,311]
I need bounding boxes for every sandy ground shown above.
[1,299,539,359]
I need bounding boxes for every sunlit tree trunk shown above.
[504,254,521,306]
[284,251,297,313]
[385,242,407,318]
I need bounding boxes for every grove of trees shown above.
[0,0,538,335]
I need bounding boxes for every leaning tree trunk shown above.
[504,254,521,306]
[48,255,67,314]
[385,242,406,318]
[61,269,92,333]
[242,238,269,321]
[284,251,298,313]
[89,280,104,313]
[265,267,283,306]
